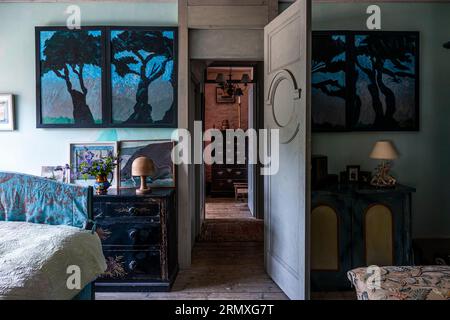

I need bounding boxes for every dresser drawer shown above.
[213,167,247,179]
[96,219,161,247]
[100,249,162,281]
[94,201,161,218]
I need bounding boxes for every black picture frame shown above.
[312,31,420,132]
[346,165,361,183]
[35,26,178,128]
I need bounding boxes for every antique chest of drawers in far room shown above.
[93,188,177,292]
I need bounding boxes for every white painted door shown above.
[264,0,311,300]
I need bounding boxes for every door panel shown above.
[264,0,311,300]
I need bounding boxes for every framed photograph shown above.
[312,31,419,132]
[347,165,361,183]
[36,27,106,128]
[41,166,69,183]
[69,142,118,186]
[0,94,14,131]
[118,139,175,189]
[109,27,178,127]
[216,87,236,104]
[359,171,372,185]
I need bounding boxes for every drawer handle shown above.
[128,207,137,216]
[227,179,232,183]
[217,171,224,175]
[235,171,242,175]
[226,169,232,173]
[129,229,137,240]
[129,260,137,271]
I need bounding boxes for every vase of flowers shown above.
[75,148,119,195]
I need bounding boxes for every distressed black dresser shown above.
[93,188,177,292]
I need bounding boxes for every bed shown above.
[0,172,106,300]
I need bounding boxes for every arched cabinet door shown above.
[353,196,407,268]
[364,204,394,266]
[310,193,352,291]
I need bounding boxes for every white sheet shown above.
[0,221,107,300]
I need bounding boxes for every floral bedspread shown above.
[348,266,450,300]
[0,171,90,228]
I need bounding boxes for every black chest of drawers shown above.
[93,188,177,292]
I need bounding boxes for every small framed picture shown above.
[0,94,14,131]
[118,139,175,189]
[216,87,235,104]
[359,171,372,185]
[347,165,360,182]
[69,142,119,187]
[41,166,69,183]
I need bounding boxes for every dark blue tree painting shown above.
[352,33,418,130]
[38,29,103,126]
[311,31,419,132]
[312,34,347,131]
[110,29,176,126]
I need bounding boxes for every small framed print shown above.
[0,94,14,131]
[347,165,360,183]
[216,87,235,104]
[41,166,69,183]
[118,139,175,189]
[69,142,119,187]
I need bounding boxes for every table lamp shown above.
[131,156,155,195]
[369,140,399,187]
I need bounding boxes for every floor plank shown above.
[96,242,288,300]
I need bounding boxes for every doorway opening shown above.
[192,61,264,243]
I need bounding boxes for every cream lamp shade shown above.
[369,141,399,160]
[131,157,155,195]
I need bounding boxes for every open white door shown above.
[264,0,311,300]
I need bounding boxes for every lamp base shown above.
[371,161,397,188]
[136,187,152,195]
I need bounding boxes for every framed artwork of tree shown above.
[312,31,419,132]
[110,28,177,127]
[35,26,178,128]
[36,27,106,127]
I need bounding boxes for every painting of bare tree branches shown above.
[312,31,419,132]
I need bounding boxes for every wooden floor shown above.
[205,197,253,220]
[96,242,288,300]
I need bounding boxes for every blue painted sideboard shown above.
[311,184,415,291]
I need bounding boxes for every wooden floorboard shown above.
[96,242,288,300]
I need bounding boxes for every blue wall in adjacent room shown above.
[0,1,177,173]
[312,3,450,237]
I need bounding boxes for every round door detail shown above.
[266,69,301,144]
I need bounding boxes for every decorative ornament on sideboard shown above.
[131,156,155,195]
[370,140,399,188]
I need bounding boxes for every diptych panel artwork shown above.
[38,29,104,126]
[312,33,347,131]
[111,29,176,126]
[36,27,177,128]
[352,33,418,130]
[119,140,175,188]
[312,31,419,132]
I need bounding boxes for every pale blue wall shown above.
[0,2,177,174]
[312,3,450,237]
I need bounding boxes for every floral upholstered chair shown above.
[348,266,450,300]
